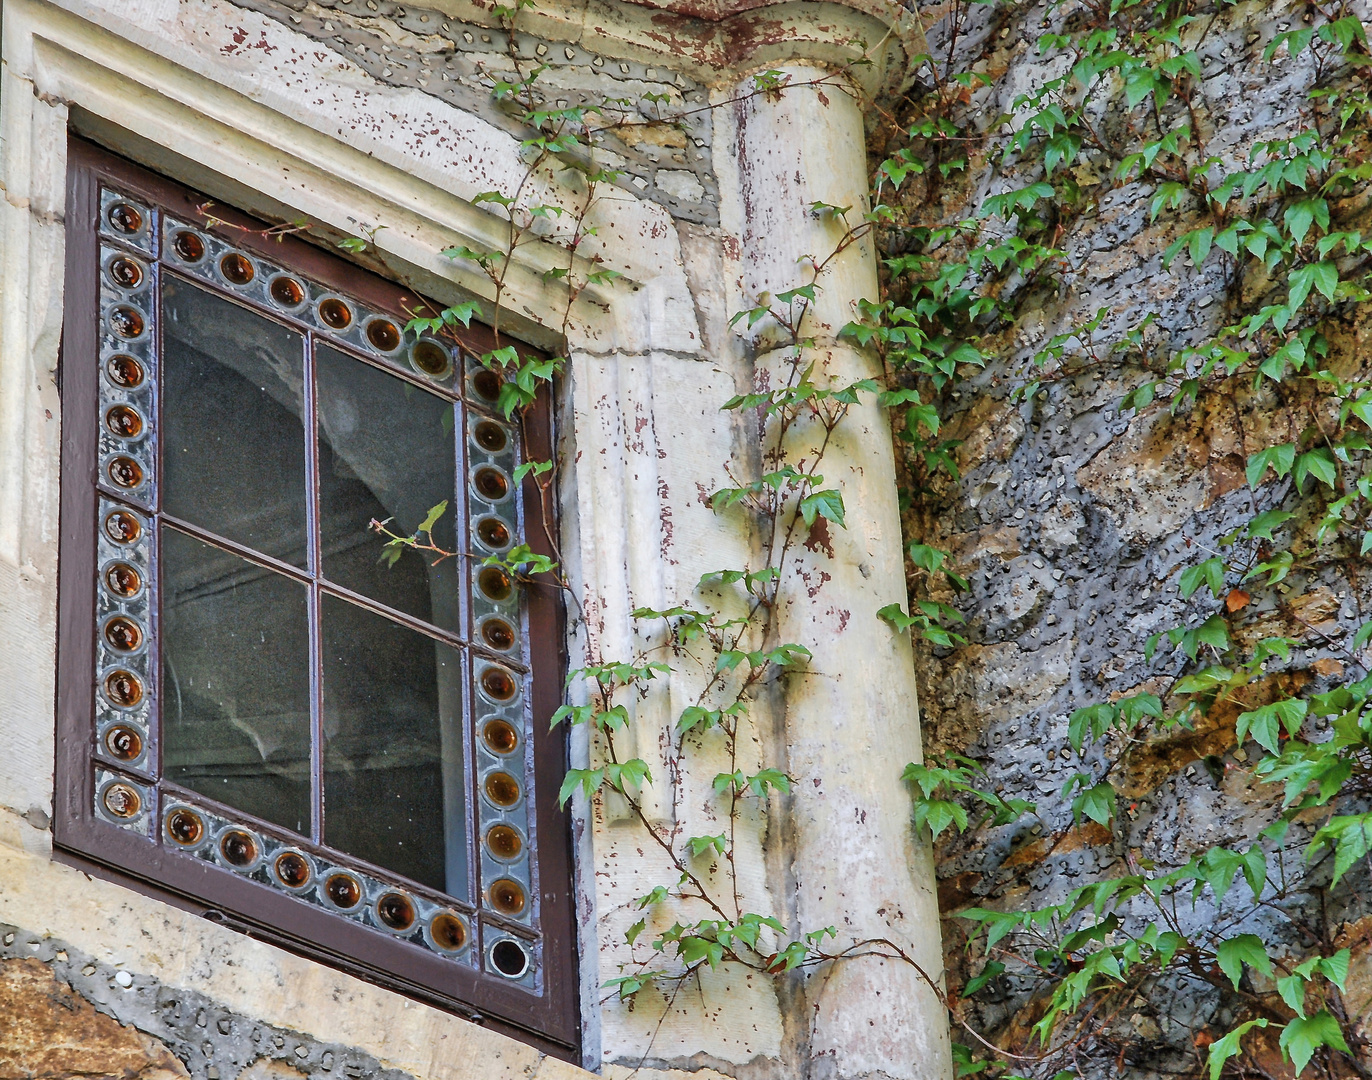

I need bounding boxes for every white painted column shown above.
[717,67,952,1080]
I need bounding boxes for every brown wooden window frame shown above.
[54,138,579,1057]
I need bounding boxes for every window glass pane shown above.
[321,594,466,897]
[316,344,459,633]
[162,275,308,567]
[161,526,312,834]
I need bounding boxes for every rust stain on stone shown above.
[0,958,190,1080]
[1116,670,1312,798]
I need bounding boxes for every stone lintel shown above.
[415,0,924,96]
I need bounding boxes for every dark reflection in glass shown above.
[274,850,312,888]
[316,345,459,632]
[491,939,528,977]
[172,231,205,262]
[162,276,308,566]
[325,872,361,908]
[321,594,465,897]
[105,725,143,761]
[161,527,311,834]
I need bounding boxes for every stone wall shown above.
[0,2,950,1079]
[885,0,1372,1073]
[0,925,417,1080]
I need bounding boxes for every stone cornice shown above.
[431,0,924,97]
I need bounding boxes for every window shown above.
[54,140,578,1055]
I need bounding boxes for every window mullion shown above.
[304,330,324,846]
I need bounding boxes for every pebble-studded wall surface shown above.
[0,923,420,1080]
[884,0,1372,1073]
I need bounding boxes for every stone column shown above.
[717,66,952,1080]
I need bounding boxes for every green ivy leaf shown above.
[1207,1018,1269,1080]
[687,834,727,857]
[1280,1010,1349,1075]
[1216,934,1272,989]
[1247,443,1297,487]
[1179,557,1226,599]
[417,500,449,533]
[558,767,604,808]
[1237,698,1307,754]
[799,488,846,528]
[1248,509,1294,539]
[1294,448,1337,488]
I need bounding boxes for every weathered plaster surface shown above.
[224,0,723,225]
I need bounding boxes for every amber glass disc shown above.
[274,851,312,888]
[410,341,450,377]
[490,939,528,977]
[473,421,508,453]
[485,824,523,861]
[481,718,519,755]
[318,298,352,329]
[219,829,259,867]
[104,511,142,544]
[104,616,143,653]
[430,911,468,952]
[109,306,145,339]
[471,368,502,401]
[108,257,144,289]
[365,319,401,352]
[325,872,362,908]
[172,231,205,262]
[106,405,144,439]
[269,275,305,307]
[376,891,416,931]
[481,666,518,702]
[484,771,521,807]
[476,517,511,550]
[103,669,143,708]
[474,467,510,502]
[102,782,142,818]
[477,566,513,602]
[104,563,142,598]
[481,618,516,651]
[104,725,143,761]
[219,253,255,285]
[107,203,142,234]
[165,807,205,845]
[488,878,526,916]
[106,355,145,389]
[107,456,144,489]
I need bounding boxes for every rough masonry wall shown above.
[0,923,419,1080]
[885,0,1372,1073]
